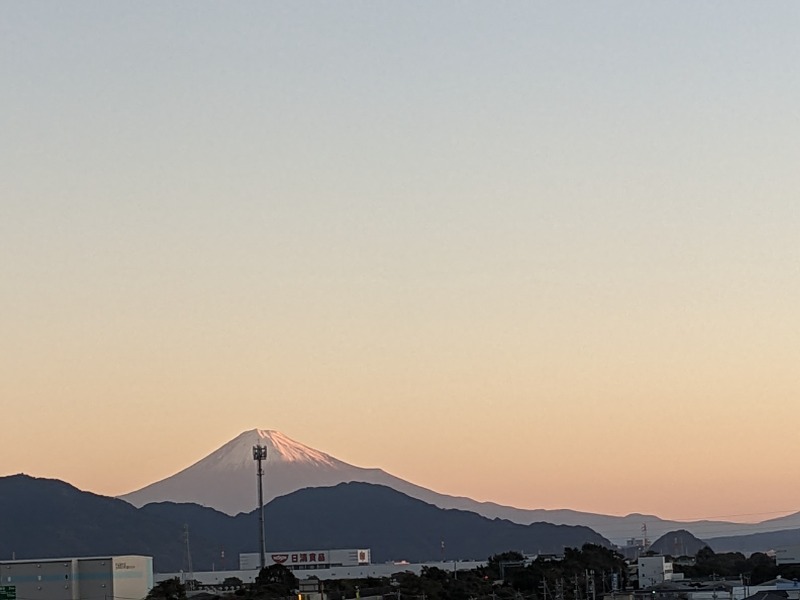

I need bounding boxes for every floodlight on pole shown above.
[253,444,268,571]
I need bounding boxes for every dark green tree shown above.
[147,578,186,600]
[222,576,244,588]
[252,564,298,598]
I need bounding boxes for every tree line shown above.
[147,544,799,600]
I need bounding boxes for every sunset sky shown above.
[2,2,800,525]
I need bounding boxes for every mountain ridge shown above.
[119,428,800,545]
[0,474,610,570]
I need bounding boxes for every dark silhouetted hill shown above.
[143,481,611,564]
[1,475,608,571]
[0,474,220,570]
[648,529,709,557]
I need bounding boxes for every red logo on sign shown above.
[271,554,288,564]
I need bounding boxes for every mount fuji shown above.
[121,429,485,517]
[120,429,800,545]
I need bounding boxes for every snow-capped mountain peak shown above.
[255,429,337,467]
[197,429,340,471]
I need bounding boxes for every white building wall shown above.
[637,556,673,588]
[76,558,113,600]
[0,559,76,600]
[111,556,154,600]
[776,546,800,566]
[0,556,153,600]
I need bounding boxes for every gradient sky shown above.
[2,2,800,525]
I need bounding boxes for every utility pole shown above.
[183,524,194,590]
[253,444,268,571]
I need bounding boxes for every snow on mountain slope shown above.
[119,429,777,544]
[121,428,538,520]
[121,429,405,515]
[195,429,339,470]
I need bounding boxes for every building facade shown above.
[0,556,153,600]
[156,559,486,586]
[775,546,800,566]
[239,549,371,571]
[637,556,673,588]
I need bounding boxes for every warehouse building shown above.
[0,555,153,600]
[775,546,800,566]
[156,558,486,587]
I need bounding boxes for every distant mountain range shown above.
[120,429,800,545]
[0,474,609,572]
[708,529,800,555]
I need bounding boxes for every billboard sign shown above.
[240,548,371,570]
[277,551,328,566]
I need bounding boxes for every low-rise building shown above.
[0,555,153,600]
[156,559,486,586]
[239,549,371,572]
[638,556,674,588]
[775,547,800,566]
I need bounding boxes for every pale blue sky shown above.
[2,2,799,520]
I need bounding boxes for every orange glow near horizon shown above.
[3,3,800,527]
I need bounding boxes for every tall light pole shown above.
[253,444,268,571]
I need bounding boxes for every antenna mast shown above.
[253,444,268,571]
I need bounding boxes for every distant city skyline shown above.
[2,2,800,523]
